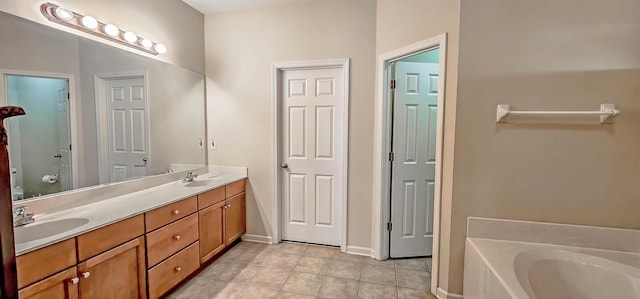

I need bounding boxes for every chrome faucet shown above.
[182,171,198,183]
[13,206,34,227]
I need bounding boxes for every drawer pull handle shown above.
[71,277,79,284]
[174,235,181,240]
[175,267,182,272]
[82,272,90,279]
[173,210,180,215]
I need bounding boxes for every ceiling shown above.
[182,0,316,14]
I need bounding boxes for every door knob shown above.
[281,162,288,169]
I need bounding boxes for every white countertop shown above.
[15,173,247,256]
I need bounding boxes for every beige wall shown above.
[376,0,460,294]
[0,0,204,73]
[205,0,377,247]
[446,0,640,294]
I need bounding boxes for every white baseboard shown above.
[346,245,374,257]
[436,287,463,299]
[241,234,273,244]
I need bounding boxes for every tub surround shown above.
[464,217,640,299]
[14,166,247,256]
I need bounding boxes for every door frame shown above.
[271,59,350,252]
[372,34,447,292]
[94,71,150,184]
[0,69,79,189]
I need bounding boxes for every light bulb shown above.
[154,43,167,54]
[81,16,98,29]
[53,7,74,21]
[103,24,119,37]
[140,38,153,49]
[123,31,138,43]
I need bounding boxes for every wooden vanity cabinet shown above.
[77,237,146,299]
[145,197,200,298]
[16,238,76,289]
[16,179,247,299]
[225,192,246,244]
[198,200,226,263]
[18,267,78,299]
[198,180,246,264]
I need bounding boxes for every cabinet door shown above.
[199,200,226,263]
[18,267,78,299]
[225,192,246,244]
[77,237,146,299]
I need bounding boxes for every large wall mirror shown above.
[0,11,206,200]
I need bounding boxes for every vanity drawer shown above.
[77,215,144,261]
[145,196,197,232]
[148,241,200,299]
[146,213,199,268]
[16,238,77,289]
[197,186,225,209]
[225,179,246,198]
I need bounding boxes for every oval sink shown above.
[179,179,217,188]
[14,218,90,244]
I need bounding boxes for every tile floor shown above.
[168,241,437,299]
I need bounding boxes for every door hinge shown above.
[387,222,392,231]
[390,79,396,89]
[388,152,394,161]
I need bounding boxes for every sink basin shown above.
[14,218,90,244]
[178,179,217,188]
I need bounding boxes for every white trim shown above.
[345,245,374,257]
[436,287,463,299]
[94,71,150,184]
[271,58,350,252]
[241,234,274,244]
[371,34,448,293]
[0,69,79,190]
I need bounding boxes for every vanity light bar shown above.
[40,2,166,55]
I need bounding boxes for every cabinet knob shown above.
[174,235,181,240]
[175,267,182,272]
[228,204,231,208]
[224,205,228,210]
[172,210,180,215]
[82,272,90,279]
[71,277,79,284]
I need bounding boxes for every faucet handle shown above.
[13,206,28,216]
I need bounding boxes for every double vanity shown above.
[12,171,247,299]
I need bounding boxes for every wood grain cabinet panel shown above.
[147,242,199,299]
[225,180,246,198]
[16,238,76,289]
[146,213,199,268]
[18,267,78,299]
[145,197,197,232]
[197,186,225,209]
[198,200,226,264]
[225,193,246,244]
[77,215,144,262]
[77,237,146,299]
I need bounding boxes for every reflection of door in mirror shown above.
[4,75,73,199]
[103,76,148,182]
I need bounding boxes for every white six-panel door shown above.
[281,67,344,246]
[105,77,148,182]
[390,61,439,257]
